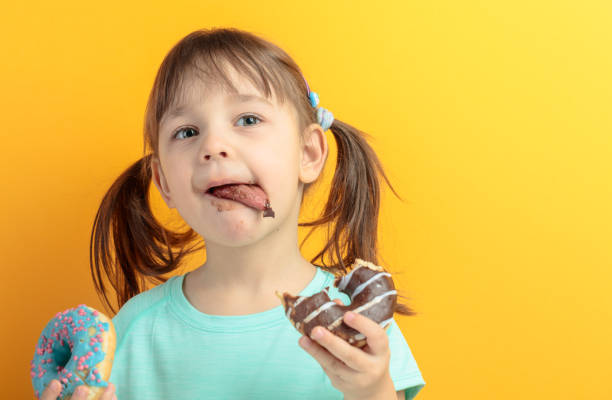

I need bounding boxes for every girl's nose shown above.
[204,151,227,160]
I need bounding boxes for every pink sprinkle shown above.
[74,356,78,361]
[61,378,67,383]
[97,378,101,383]
[94,347,99,351]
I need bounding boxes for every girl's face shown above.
[151,67,311,246]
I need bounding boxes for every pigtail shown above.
[89,154,203,316]
[299,119,417,317]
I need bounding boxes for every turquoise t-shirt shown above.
[108,267,426,399]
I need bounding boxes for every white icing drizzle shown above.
[350,272,392,301]
[379,317,393,329]
[286,295,307,318]
[303,301,337,324]
[295,296,307,307]
[348,318,393,342]
[337,265,364,292]
[325,290,397,332]
[327,316,344,331]
[351,289,397,315]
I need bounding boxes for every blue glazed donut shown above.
[30,304,116,399]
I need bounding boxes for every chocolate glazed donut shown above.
[276,259,398,348]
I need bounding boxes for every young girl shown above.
[40,27,425,400]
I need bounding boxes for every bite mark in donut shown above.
[30,304,116,399]
[276,259,398,348]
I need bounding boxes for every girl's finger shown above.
[343,311,389,355]
[99,382,116,400]
[300,334,355,380]
[309,326,371,371]
[39,379,61,400]
[71,385,90,400]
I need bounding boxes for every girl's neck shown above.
[188,216,316,297]
[183,254,317,316]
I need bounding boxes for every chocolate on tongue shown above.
[209,183,267,211]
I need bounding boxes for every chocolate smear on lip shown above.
[207,183,275,218]
[263,200,275,218]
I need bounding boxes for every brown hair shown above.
[90,27,417,317]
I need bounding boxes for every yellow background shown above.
[2,1,611,398]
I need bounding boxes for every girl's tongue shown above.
[208,183,268,211]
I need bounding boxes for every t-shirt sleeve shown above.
[111,280,168,348]
[387,318,426,399]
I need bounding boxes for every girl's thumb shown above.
[49,379,61,393]
[40,380,61,399]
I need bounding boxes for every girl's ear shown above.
[299,123,329,184]
[151,156,176,209]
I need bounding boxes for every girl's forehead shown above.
[175,81,275,106]
[175,64,280,107]
[160,70,297,129]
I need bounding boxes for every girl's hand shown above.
[298,299,397,400]
[39,379,117,400]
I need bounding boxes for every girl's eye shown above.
[172,114,262,140]
[236,114,262,127]
[173,127,198,140]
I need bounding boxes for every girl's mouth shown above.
[205,183,272,216]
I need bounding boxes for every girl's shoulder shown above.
[111,274,181,339]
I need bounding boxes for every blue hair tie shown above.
[308,92,334,131]
[308,91,319,108]
[307,88,334,131]
[316,106,334,132]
